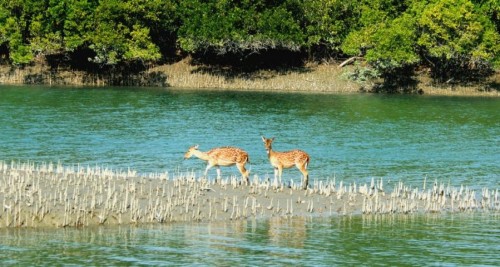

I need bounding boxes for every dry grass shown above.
[1,59,499,97]
[153,58,359,93]
[151,58,500,96]
[416,72,500,97]
[419,85,500,97]
[0,64,108,86]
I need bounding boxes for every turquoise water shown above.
[1,214,499,266]
[0,85,498,188]
[0,85,499,265]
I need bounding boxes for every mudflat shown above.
[1,161,497,228]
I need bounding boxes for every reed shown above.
[0,160,498,228]
[155,59,359,93]
[2,60,498,96]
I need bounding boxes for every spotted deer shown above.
[261,136,310,189]
[184,145,250,183]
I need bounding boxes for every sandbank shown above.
[1,161,498,228]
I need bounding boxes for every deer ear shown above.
[271,137,275,141]
[194,144,199,149]
[261,136,266,142]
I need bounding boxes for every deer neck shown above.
[192,150,210,161]
[266,147,274,158]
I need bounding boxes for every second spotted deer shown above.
[261,136,310,189]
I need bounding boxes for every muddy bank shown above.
[0,64,168,87]
[1,161,498,228]
[0,60,355,93]
[1,60,498,96]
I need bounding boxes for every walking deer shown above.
[184,145,250,183]
[261,136,310,189]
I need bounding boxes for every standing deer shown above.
[261,136,310,189]
[184,145,250,184]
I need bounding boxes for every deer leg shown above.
[237,163,249,185]
[302,172,309,190]
[277,166,283,186]
[216,167,221,181]
[204,163,214,177]
[273,167,279,186]
[298,164,309,190]
[204,166,210,177]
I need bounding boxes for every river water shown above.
[0,85,499,265]
[1,214,499,266]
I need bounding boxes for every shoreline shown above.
[1,59,499,97]
[1,161,498,228]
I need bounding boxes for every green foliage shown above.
[61,0,96,51]
[8,28,33,64]
[419,0,487,59]
[125,25,161,61]
[341,0,418,90]
[343,63,380,84]
[0,0,167,65]
[301,0,360,55]
[0,3,9,44]
[341,0,411,58]
[177,0,304,54]
[0,0,39,64]
[0,0,498,86]
[417,0,500,82]
[366,14,419,67]
[341,0,500,88]
[89,0,163,65]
